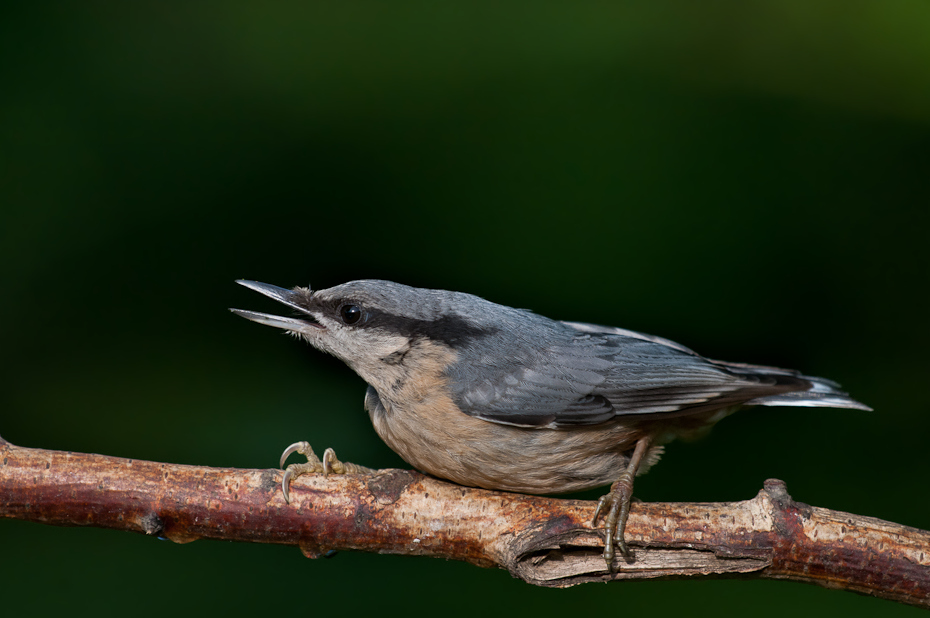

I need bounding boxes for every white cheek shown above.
[348,333,408,360]
[322,327,403,362]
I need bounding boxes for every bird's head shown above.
[230,279,499,387]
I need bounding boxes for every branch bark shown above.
[1,435,927,607]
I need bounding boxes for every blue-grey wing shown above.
[447,320,808,428]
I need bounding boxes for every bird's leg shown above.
[592,435,653,571]
[278,441,376,503]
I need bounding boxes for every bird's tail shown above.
[711,360,873,411]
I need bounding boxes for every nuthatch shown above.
[231,279,870,569]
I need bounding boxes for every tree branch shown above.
[1,434,927,607]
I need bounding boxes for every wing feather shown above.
[448,319,809,427]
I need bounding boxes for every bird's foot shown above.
[278,441,375,503]
[592,470,636,572]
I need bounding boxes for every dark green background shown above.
[2,3,928,616]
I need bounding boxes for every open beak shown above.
[230,280,324,332]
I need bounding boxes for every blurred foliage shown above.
[1,2,928,616]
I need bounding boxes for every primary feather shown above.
[445,304,870,427]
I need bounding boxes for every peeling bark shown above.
[1,435,927,607]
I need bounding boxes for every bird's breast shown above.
[365,382,651,494]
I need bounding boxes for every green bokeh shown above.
[1,3,927,616]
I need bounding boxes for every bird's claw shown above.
[592,470,636,572]
[279,441,323,503]
[279,441,312,470]
[278,441,374,503]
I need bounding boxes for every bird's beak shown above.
[230,280,324,331]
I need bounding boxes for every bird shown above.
[230,279,870,570]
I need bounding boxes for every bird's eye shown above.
[339,304,362,325]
